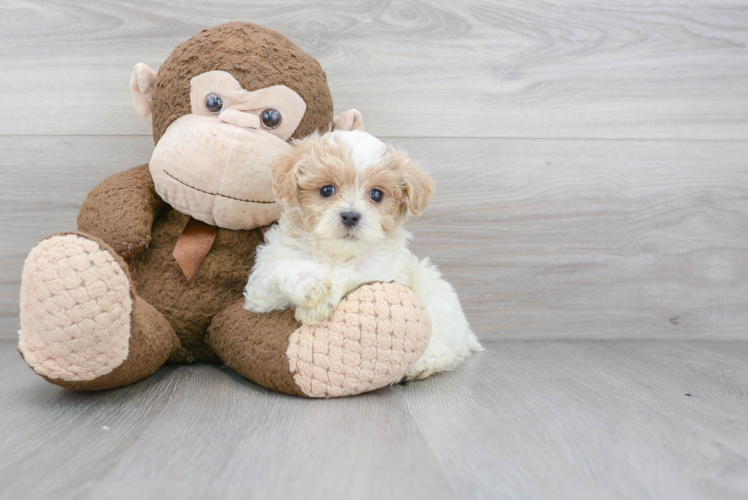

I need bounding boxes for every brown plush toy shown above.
[17,22,431,398]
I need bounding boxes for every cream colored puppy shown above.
[244,130,482,379]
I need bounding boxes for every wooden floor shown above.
[1,340,747,500]
[1,1,747,499]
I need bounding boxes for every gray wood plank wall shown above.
[1,1,747,341]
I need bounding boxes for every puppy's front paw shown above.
[296,279,330,308]
[295,305,328,326]
[294,296,341,326]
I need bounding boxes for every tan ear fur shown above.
[271,145,308,203]
[404,160,435,217]
[130,62,158,123]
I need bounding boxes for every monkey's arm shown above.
[77,164,165,259]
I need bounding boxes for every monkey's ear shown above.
[129,63,158,123]
[404,160,435,217]
[333,109,364,132]
[271,146,306,203]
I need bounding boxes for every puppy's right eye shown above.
[319,185,336,198]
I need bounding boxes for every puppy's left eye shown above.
[369,189,384,203]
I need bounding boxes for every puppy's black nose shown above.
[340,211,361,228]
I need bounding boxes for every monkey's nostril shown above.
[340,211,361,228]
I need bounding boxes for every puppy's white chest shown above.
[351,251,412,286]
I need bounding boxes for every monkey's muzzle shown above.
[149,114,287,230]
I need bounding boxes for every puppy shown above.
[244,130,482,379]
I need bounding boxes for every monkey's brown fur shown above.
[152,22,333,144]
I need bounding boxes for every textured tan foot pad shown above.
[18,234,132,382]
[286,282,431,398]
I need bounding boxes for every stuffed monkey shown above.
[17,22,431,398]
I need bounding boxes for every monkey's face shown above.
[129,23,336,230]
[145,71,307,230]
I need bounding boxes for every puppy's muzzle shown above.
[340,211,361,228]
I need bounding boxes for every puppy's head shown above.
[271,130,434,257]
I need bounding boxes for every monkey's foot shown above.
[287,282,432,397]
[19,234,134,382]
[210,282,432,398]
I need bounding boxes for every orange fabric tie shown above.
[173,218,218,284]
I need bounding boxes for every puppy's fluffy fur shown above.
[244,130,482,379]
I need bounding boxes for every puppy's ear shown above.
[271,146,307,203]
[404,160,435,217]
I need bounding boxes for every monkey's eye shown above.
[261,109,282,129]
[319,185,336,198]
[369,188,384,203]
[205,94,224,114]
